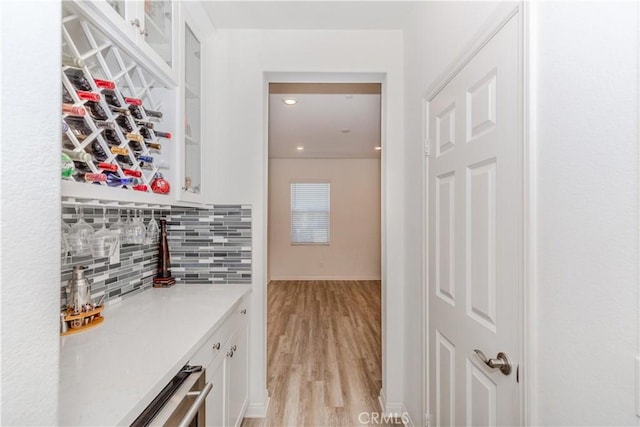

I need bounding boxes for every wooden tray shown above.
[61,306,104,336]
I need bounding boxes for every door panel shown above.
[428,13,521,427]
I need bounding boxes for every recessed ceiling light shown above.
[282,97,298,105]
[296,146,304,151]
[374,146,382,151]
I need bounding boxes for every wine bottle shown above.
[62,104,86,117]
[103,90,122,107]
[126,132,144,143]
[109,105,131,116]
[61,153,75,179]
[123,169,142,178]
[97,162,118,172]
[62,53,85,68]
[123,96,142,106]
[147,142,161,150]
[110,146,129,155]
[134,119,154,129]
[93,78,115,90]
[103,129,121,146]
[116,154,133,166]
[65,71,92,91]
[62,149,92,163]
[140,127,152,140]
[94,120,116,130]
[116,116,133,132]
[105,174,138,187]
[129,105,143,120]
[62,87,73,103]
[91,140,108,161]
[132,184,148,192]
[144,108,163,119]
[137,155,153,163]
[83,173,107,182]
[76,90,101,102]
[62,121,69,133]
[154,131,171,139]
[65,118,92,141]
[85,101,108,121]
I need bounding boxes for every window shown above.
[290,182,330,244]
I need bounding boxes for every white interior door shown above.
[427,13,521,426]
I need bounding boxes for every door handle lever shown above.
[473,349,512,375]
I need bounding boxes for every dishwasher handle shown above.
[176,381,213,427]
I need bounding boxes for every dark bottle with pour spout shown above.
[153,219,175,287]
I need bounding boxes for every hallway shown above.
[243,280,394,426]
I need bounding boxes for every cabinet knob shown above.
[227,350,234,358]
[140,28,149,37]
[240,308,247,315]
[212,342,221,350]
[130,18,141,28]
[231,345,237,352]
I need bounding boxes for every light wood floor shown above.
[242,280,397,427]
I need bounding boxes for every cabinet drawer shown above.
[190,296,249,368]
[190,319,233,368]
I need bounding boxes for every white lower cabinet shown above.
[192,296,250,427]
[226,324,249,427]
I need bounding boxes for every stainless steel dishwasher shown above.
[130,365,213,427]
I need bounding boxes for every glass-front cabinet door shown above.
[182,21,202,198]
[142,0,173,69]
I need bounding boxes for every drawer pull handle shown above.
[227,349,234,358]
[212,342,221,350]
[240,309,247,315]
[231,345,237,352]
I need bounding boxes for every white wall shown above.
[0,1,61,424]
[534,2,639,424]
[401,2,503,423]
[269,158,381,281]
[208,29,405,414]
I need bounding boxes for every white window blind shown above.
[290,182,330,244]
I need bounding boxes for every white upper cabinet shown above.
[177,3,214,204]
[78,0,178,86]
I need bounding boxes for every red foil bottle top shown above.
[97,162,118,172]
[123,169,142,178]
[93,79,115,90]
[132,184,148,192]
[84,173,107,182]
[76,90,101,102]
[124,97,142,106]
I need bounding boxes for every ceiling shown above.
[201,2,397,160]
[268,85,381,159]
[201,1,416,30]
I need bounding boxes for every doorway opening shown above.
[261,81,384,425]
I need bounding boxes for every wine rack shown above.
[61,5,173,195]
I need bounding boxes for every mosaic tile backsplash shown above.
[60,205,252,309]
[167,205,252,284]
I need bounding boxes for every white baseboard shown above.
[269,276,381,281]
[378,390,413,426]
[244,396,270,418]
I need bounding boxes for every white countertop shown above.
[59,284,252,426]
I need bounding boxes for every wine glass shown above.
[90,207,119,258]
[123,209,134,245]
[68,207,94,256]
[61,221,71,264]
[131,209,146,244]
[145,209,160,244]
[109,210,126,246]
